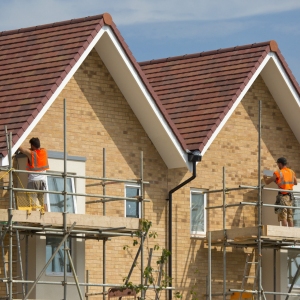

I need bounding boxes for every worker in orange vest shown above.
[18,137,49,212]
[263,157,297,227]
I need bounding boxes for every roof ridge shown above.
[139,41,277,66]
[0,13,112,37]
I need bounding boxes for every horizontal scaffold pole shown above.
[8,168,149,184]
[6,280,175,289]
[206,202,300,210]
[203,184,300,195]
[12,187,148,202]
[230,289,300,296]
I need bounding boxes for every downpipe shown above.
[167,151,201,299]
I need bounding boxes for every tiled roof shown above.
[0,14,113,156]
[139,41,300,152]
[1,13,300,159]
[0,13,186,158]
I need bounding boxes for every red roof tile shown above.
[1,13,300,161]
[0,14,110,156]
[139,41,300,152]
[0,12,188,158]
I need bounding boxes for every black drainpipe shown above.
[167,151,201,299]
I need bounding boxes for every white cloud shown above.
[110,0,300,25]
[0,0,300,31]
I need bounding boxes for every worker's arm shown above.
[263,174,276,185]
[18,146,32,163]
[294,175,298,185]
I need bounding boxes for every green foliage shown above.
[121,219,172,299]
[174,291,183,298]
[154,244,159,251]
[148,231,157,239]
[157,249,171,265]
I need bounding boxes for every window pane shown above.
[46,237,71,274]
[287,249,300,287]
[191,193,204,232]
[294,195,300,228]
[126,187,139,218]
[47,176,75,213]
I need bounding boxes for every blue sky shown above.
[1,0,300,83]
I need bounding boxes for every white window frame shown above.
[45,236,73,276]
[45,173,77,214]
[190,189,207,236]
[125,184,141,218]
[284,246,300,289]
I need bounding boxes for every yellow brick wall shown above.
[23,49,169,299]
[1,48,300,299]
[167,75,300,298]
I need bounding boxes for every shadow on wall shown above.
[175,239,254,299]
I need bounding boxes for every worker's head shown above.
[276,157,287,169]
[29,137,40,150]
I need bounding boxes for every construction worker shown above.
[263,157,297,227]
[18,137,49,211]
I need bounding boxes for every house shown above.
[0,12,300,299]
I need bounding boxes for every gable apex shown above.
[0,14,190,169]
[139,40,300,157]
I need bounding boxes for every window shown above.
[46,237,72,275]
[46,175,77,213]
[293,194,300,228]
[125,185,140,218]
[190,189,206,235]
[287,248,300,288]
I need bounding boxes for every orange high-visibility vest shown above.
[274,167,295,194]
[26,148,49,172]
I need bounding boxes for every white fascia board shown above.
[261,53,300,143]
[268,53,300,105]
[1,28,106,167]
[200,54,272,156]
[98,27,190,170]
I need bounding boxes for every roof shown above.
[0,14,109,155]
[0,13,187,167]
[0,13,187,169]
[139,41,300,152]
[1,14,300,169]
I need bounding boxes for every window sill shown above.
[190,234,206,239]
[46,273,73,277]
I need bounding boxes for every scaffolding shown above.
[205,101,300,299]
[0,99,160,300]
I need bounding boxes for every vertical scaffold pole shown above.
[103,148,106,217]
[25,234,29,295]
[273,249,276,300]
[208,231,212,300]
[86,270,89,300]
[8,132,13,300]
[103,148,106,300]
[222,166,226,300]
[140,151,144,299]
[63,98,68,300]
[258,100,262,300]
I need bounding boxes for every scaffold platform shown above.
[208,225,300,248]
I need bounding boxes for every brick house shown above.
[0,12,300,299]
